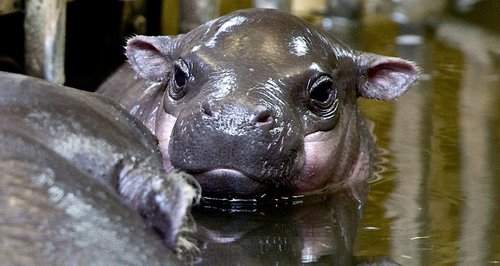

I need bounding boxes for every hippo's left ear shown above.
[126,35,181,82]
[357,53,420,100]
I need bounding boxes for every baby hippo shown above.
[0,71,199,264]
[99,8,419,198]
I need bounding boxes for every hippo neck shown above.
[127,82,165,134]
[98,64,166,135]
[322,107,374,188]
[343,109,375,185]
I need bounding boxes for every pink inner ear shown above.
[367,60,417,80]
[361,57,419,100]
[128,39,157,52]
[126,37,171,82]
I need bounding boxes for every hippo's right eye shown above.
[307,75,339,117]
[169,59,189,100]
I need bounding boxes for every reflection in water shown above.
[438,19,500,265]
[357,12,499,266]
[386,36,429,265]
[193,182,392,265]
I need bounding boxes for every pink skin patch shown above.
[294,130,342,193]
[154,110,176,172]
[292,110,370,193]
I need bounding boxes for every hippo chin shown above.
[99,8,419,198]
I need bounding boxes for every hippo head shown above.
[124,9,418,198]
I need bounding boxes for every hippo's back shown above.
[0,71,163,184]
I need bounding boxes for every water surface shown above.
[356,15,500,265]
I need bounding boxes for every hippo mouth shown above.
[192,169,268,197]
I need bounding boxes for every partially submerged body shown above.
[99,8,419,198]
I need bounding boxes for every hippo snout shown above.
[168,100,304,196]
[200,100,276,132]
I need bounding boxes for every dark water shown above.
[193,3,500,265]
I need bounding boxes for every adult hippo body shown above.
[0,71,198,264]
[99,8,419,198]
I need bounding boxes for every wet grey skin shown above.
[0,71,199,264]
[99,8,419,198]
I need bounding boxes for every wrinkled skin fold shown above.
[99,8,419,198]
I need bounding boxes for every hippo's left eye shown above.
[307,75,339,117]
[169,59,190,100]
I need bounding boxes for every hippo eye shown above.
[169,59,189,100]
[307,75,338,117]
[174,66,186,87]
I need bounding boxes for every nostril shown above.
[201,101,214,117]
[254,111,273,123]
[252,105,274,126]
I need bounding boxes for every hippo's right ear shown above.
[357,53,420,100]
[126,35,180,82]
